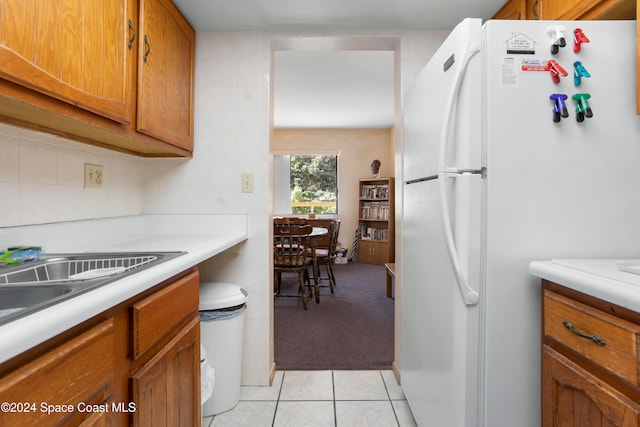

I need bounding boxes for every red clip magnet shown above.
[573,28,590,53]
[547,60,568,84]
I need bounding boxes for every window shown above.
[274,154,338,215]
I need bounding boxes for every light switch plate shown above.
[85,163,103,188]
[241,173,254,193]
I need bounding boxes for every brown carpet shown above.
[274,262,394,370]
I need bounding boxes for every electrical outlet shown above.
[241,173,254,193]
[84,163,103,188]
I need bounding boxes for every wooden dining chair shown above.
[273,224,314,309]
[311,220,340,293]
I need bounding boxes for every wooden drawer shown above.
[131,271,199,360]
[0,319,115,426]
[544,290,640,386]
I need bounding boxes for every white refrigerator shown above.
[401,18,640,427]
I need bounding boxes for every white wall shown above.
[144,31,273,385]
[0,28,449,387]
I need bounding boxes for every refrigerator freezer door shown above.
[403,18,483,183]
[401,174,482,427]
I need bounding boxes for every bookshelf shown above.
[357,177,395,265]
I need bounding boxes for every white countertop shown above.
[0,214,248,364]
[529,259,640,312]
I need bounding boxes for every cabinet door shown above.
[527,0,635,19]
[131,316,200,427]
[0,319,116,426]
[526,0,563,19]
[358,240,389,265]
[561,0,603,18]
[0,0,134,123]
[543,346,640,427]
[493,0,527,19]
[137,0,195,150]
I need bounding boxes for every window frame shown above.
[273,151,339,216]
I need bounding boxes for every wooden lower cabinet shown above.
[131,317,200,427]
[543,346,640,427]
[130,271,201,426]
[357,239,390,265]
[0,319,118,427]
[0,268,200,426]
[542,281,640,427]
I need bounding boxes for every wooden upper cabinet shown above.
[137,0,195,151]
[528,0,635,19]
[526,0,562,19]
[0,0,135,124]
[493,0,527,19]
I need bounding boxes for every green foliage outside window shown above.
[290,155,337,214]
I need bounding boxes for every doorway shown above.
[269,35,401,372]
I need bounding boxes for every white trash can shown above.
[199,282,248,416]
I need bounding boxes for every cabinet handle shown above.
[127,19,136,50]
[562,321,606,346]
[143,35,151,63]
[531,0,540,20]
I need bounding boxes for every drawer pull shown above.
[562,321,606,346]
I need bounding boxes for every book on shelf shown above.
[360,184,390,200]
[359,224,389,241]
[359,202,390,220]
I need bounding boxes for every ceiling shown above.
[173,0,504,128]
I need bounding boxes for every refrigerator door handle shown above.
[438,39,480,175]
[435,36,481,306]
[439,172,480,306]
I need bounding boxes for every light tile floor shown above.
[202,370,418,427]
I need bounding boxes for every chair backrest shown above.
[307,219,339,249]
[327,220,340,255]
[274,217,307,225]
[274,224,313,267]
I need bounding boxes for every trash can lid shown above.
[199,282,248,310]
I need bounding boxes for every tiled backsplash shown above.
[0,123,144,227]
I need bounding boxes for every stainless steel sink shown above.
[0,285,75,314]
[0,252,181,284]
[0,251,185,324]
